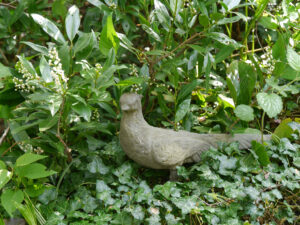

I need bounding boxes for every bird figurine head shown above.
[120,93,143,112]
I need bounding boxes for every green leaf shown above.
[175,98,190,123]
[141,24,162,42]
[272,34,286,61]
[39,114,59,132]
[116,77,145,86]
[74,31,96,60]
[293,157,300,168]
[40,56,53,83]
[234,105,254,121]
[131,205,145,220]
[257,93,283,118]
[0,63,12,78]
[87,157,109,175]
[274,118,293,139]
[222,0,241,11]
[58,44,70,75]
[207,32,242,48]
[237,61,256,105]
[14,202,37,225]
[0,169,12,190]
[65,5,80,42]
[31,14,66,45]
[99,14,119,56]
[177,79,199,103]
[96,180,111,192]
[16,153,47,167]
[17,163,56,179]
[17,55,37,76]
[21,41,48,55]
[259,16,278,30]
[1,189,24,217]
[226,78,237,104]
[154,0,170,30]
[0,161,6,170]
[251,141,270,167]
[52,0,67,18]
[286,46,300,72]
[72,102,91,121]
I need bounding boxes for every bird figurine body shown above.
[119,93,271,170]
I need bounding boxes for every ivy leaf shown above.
[65,5,80,42]
[99,13,119,56]
[31,14,66,44]
[234,105,254,121]
[172,196,197,214]
[252,141,270,167]
[87,157,109,175]
[96,180,111,192]
[287,46,300,72]
[257,92,283,118]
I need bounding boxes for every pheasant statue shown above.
[119,93,271,175]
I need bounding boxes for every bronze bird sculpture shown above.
[119,93,271,175]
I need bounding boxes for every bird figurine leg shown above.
[169,169,179,181]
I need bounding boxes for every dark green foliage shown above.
[0,0,299,224]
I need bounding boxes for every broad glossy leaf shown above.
[39,114,59,132]
[175,98,190,123]
[65,5,80,41]
[1,189,24,217]
[170,0,182,16]
[21,41,48,55]
[17,163,56,179]
[207,32,242,48]
[257,92,283,118]
[16,153,47,167]
[141,25,161,42]
[223,0,241,11]
[40,56,53,83]
[99,14,119,56]
[154,0,170,30]
[74,31,96,60]
[31,14,66,44]
[234,104,254,121]
[0,169,12,189]
[287,46,300,72]
[72,102,91,121]
[58,44,70,74]
[0,63,12,78]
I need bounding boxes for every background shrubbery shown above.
[0,0,299,224]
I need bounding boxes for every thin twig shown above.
[1,137,40,157]
[56,97,72,162]
[0,127,9,146]
[231,46,269,58]
[0,2,17,9]
[0,48,9,65]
